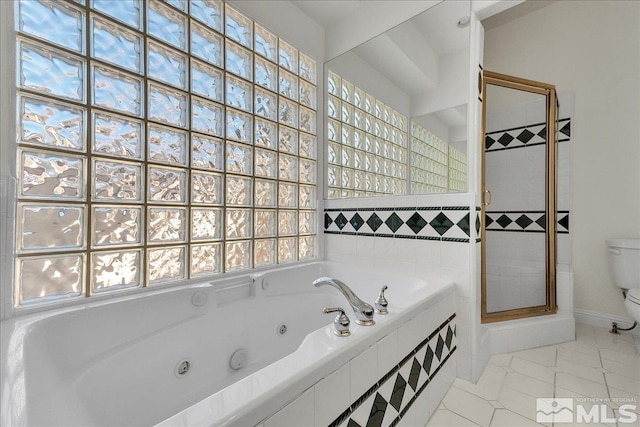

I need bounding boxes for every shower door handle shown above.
[483,189,492,206]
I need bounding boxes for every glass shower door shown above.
[481,71,558,322]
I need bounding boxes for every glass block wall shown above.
[326,70,408,198]
[14,0,317,307]
[448,146,467,192]
[410,122,467,194]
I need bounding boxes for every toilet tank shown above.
[606,239,640,290]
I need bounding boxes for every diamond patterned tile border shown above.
[330,315,457,427]
[324,207,472,242]
[325,208,569,239]
[485,118,570,152]
[485,210,570,234]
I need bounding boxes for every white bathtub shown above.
[0,261,456,427]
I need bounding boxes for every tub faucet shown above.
[313,277,375,326]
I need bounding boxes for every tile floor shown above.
[426,324,640,427]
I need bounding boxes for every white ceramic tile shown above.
[594,327,637,350]
[556,357,605,384]
[426,409,481,427]
[489,354,512,367]
[349,343,378,402]
[415,193,443,208]
[599,347,640,366]
[442,386,495,427]
[413,384,433,427]
[555,372,609,398]
[509,356,555,384]
[314,364,350,427]
[355,234,375,258]
[397,316,422,358]
[428,375,453,417]
[441,267,470,299]
[489,409,541,427]
[602,358,640,380]
[607,387,640,405]
[497,385,545,424]
[557,347,602,368]
[415,239,441,278]
[392,237,417,264]
[377,329,400,379]
[264,387,314,427]
[441,241,471,271]
[555,339,600,358]
[453,373,503,402]
[456,349,472,382]
[509,346,557,367]
[604,372,640,396]
[502,371,554,398]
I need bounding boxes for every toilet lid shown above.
[628,288,640,304]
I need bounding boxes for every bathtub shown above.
[0,261,456,427]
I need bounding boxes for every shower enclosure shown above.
[481,71,559,323]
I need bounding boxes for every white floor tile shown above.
[557,347,602,368]
[555,372,609,398]
[575,324,597,343]
[509,357,555,384]
[599,347,640,366]
[509,346,557,367]
[605,372,640,396]
[602,358,640,380]
[496,385,544,423]
[442,386,495,427]
[488,354,512,367]
[426,409,481,427]
[489,409,544,427]
[555,339,601,357]
[556,357,606,384]
[452,364,507,401]
[502,372,554,398]
[432,326,640,427]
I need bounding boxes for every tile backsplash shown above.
[325,207,471,242]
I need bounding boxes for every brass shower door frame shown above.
[481,70,558,323]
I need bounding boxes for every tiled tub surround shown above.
[0,261,455,426]
[260,291,456,427]
[322,193,480,385]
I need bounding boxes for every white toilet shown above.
[606,239,640,325]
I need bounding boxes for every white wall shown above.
[484,0,640,318]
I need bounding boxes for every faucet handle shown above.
[375,285,389,314]
[323,307,351,336]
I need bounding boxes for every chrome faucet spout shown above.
[313,277,375,326]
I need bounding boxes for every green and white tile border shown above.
[330,314,457,427]
[324,207,471,242]
[325,206,569,243]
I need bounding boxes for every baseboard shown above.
[574,308,639,336]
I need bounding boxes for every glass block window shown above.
[326,70,408,198]
[448,146,468,192]
[410,122,467,193]
[14,0,317,307]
